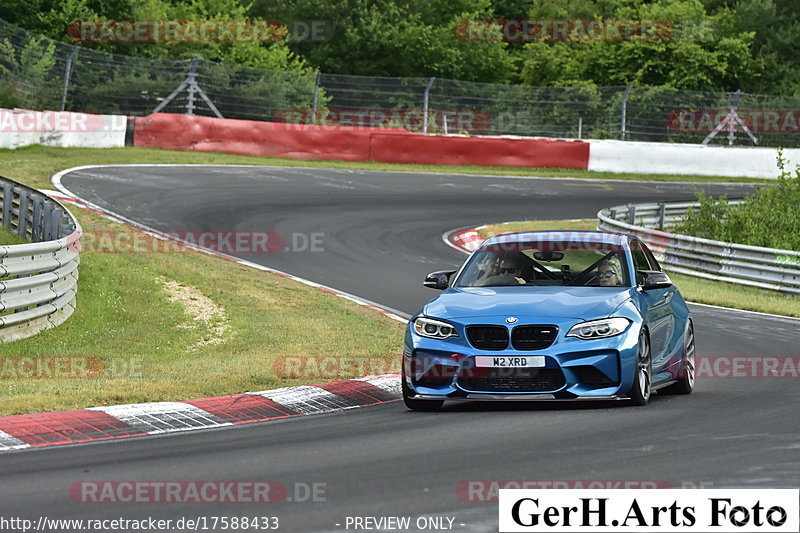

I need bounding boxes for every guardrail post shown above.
[657,203,666,230]
[42,202,54,241]
[32,196,43,242]
[627,204,637,225]
[609,208,617,220]
[50,209,60,239]
[17,189,30,239]
[1,182,11,227]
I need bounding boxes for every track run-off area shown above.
[2,165,798,533]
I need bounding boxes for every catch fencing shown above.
[597,201,800,295]
[3,17,800,147]
[0,176,81,341]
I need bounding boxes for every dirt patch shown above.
[159,278,230,348]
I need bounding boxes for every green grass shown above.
[480,219,800,318]
[0,225,28,245]
[0,207,405,415]
[0,145,768,191]
[0,148,410,415]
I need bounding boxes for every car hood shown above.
[423,286,634,321]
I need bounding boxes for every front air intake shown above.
[466,325,509,351]
[511,325,558,350]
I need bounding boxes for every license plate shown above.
[475,356,545,368]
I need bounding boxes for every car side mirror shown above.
[639,270,672,290]
[423,270,456,290]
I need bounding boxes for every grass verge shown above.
[0,225,28,245]
[479,219,800,318]
[0,151,408,416]
[0,145,767,191]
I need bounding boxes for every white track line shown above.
[51,165,410,324]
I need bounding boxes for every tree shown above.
[516,0,762,91]
[250,0,513,81]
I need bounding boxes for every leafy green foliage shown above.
[1,0,798,93]
[1,0,309,72]
[0,35,59,108]
[252,0,513,81]
[678,151,800,249]
[516,0,760,90]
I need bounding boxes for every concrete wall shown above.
[0,109,127,149]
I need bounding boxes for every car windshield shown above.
[454,238,629,288]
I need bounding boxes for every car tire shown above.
[661,321,695,395]
[402,369,444,411]
[628,330,652,406]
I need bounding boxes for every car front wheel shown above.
[402,368,444,411]
[628,330,652,406]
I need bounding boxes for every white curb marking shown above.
[89,402,231,434]
[0,430,31,451]
[250,386,354,415]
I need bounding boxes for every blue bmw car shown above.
[403,231,695,410]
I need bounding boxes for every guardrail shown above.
[597,201,800,295]
[0,176,81,341]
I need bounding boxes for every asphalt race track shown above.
[2,166,798,532]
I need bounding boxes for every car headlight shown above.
[566,318,631,340]
[413,317,458,339]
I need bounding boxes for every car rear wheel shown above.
[661,321,695,395]
[628,331,652,406]
[402,368,444,411]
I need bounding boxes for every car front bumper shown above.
[403,321,642,399]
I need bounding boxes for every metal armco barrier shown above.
[597,201,800,295]
[0,176,81,342]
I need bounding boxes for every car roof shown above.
[482,230,631,247]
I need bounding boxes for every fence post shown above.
[311,72,321,123]
[185,57,202,116]
[620,85,633,140]
[729,89,742,146]
[59,46,79,111]
[422,77,435,134]
[657,203,666,230]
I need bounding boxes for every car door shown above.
[631,240,676,373]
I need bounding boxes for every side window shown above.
[630,241,651,285]
[641,242,662,272]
